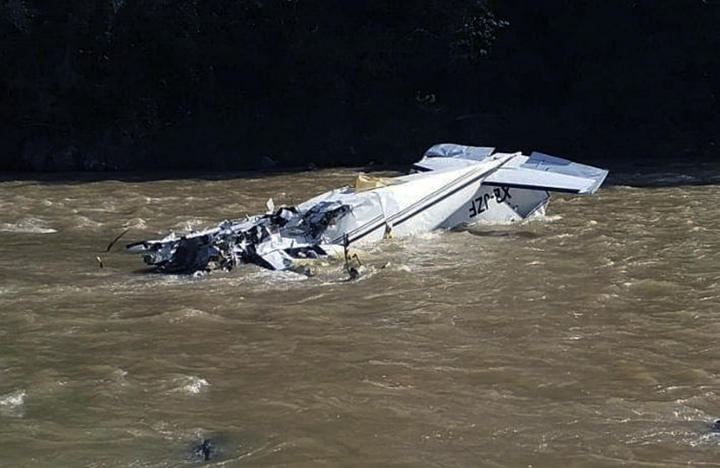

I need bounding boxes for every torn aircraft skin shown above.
[126,144,608,274]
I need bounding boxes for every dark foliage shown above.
[0,0,717,171]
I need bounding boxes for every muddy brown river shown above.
[1,165,720,467]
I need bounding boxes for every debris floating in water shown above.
[0,389,26,417]
[176,376,209,395]
[192,439,215,462]
[343,233,362,280]
[106,228,130,252]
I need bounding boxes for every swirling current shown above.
[1,165,719,466]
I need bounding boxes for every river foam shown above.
[0,218,57,234]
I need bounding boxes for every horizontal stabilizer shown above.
[423,143,495,161]
[413,143,496,172]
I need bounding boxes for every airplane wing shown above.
[414,144,608,195]
[485,152,608,194]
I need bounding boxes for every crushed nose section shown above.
[301,201,351,238]
[125,202,347,274]
[128,233,219,273]
[159,237,213,273]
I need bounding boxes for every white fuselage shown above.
[299,155,549,248]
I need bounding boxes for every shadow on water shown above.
[0,169,303,185]
[603,159,720,187]
[0,164,402,185]
[461,228,541,239]
[1,157,719,187]
[131,267,161,275]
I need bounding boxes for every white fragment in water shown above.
[112,368,129,386]
[0,389,26,417]
[0,389,25,407]
[178,376,209,395]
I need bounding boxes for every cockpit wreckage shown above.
[126,144,608,274]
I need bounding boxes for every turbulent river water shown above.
[1,164,720,467]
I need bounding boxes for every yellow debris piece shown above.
[353,173,396,192]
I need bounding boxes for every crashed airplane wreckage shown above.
[126,144,608,274]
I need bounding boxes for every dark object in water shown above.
[106,228,130,252]
[343,234,362,280]
[163,237,212,273]
[711,420,720,432]
[192,439,215,461]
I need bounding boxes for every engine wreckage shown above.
[126,144,608,274]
